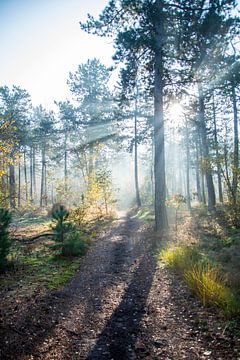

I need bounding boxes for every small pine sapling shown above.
[51,204,72,243]
[0,208,12,268]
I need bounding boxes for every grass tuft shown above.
[159,245,240,317]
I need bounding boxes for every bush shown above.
[0,207,12,269]
[159,245,240,317]
[62,231,88,257]
[51,204,73,242]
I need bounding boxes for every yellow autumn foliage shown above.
[0,115,19,177]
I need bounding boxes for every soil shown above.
[0,213,239,359]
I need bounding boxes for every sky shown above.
[0,0,114,108]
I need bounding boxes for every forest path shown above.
[1,213,239,359]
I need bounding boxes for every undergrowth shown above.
[159,245,240,318]
[22,252,81,289]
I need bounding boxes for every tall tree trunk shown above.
[1,172,7,207]
[231,83,238,205]
[151,137,154,202]
[9,164,16,208]
[40,147,45,207]
[88,146,94,178]
[223,124,233,199]
[134,86,141,207]
[64,133,68,192]
[195,137,202,203]
[185,120,191,211]
[212,92,223,203]
[33,147,36,199]
[198,133,206,204]
[44,161,47,206]
[18,162,21,207]
[30,147,33,203]
[153,0,168,231]
[23,148,28,202]
[51,182,54,204]
[198,84,216,211]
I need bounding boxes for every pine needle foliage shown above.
[0,207,12,269]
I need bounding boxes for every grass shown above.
[1,214,87,294]
[159,245,240,317]
[22,251,81,290]
[132,207,155,222]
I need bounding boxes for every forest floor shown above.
[0,211,240,359]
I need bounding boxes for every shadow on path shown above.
[86,252,156,360]
[1,215,155,360]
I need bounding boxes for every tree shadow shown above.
[0,216,155,360]
[86,252,156,360]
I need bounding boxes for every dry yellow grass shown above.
[159,245,239,317]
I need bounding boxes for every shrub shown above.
[51,204,73,242]
[0,207,12,269]
[62,231,88,257]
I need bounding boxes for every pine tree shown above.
[0,207,12,268]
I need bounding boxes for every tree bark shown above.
[40,147,45,207]
[23,148,28,202]
[153,0,168,231]
[64,133,68,192]
[198,84,216,211]
[185,120,191,211]
[9,164,16,208]
[195,137,202,203]
[231,83,238,205]
[134,85,141,208]
[44,160,47,206]
[18,162,21,207]
[212,92,223,203]
[198,132,207,205]
[33,147,36,199]
[30,147,33,203]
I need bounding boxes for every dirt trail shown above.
[1,213,239,359]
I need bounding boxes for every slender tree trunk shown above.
[1,172,7,207]
[195,138,202,203]
[33,147,36,199]
[30,147,33,203]
[9,164,16,208]
[44,161,47,206]
[23,148,28,202]
[198,84,216,211]
[18,162,21,207]
[223,125,233,199]
[151,137,154,202]
[88,146,94,178]
[201,172,206,205]
[154,0,168,231]
[51,182,54,204]
[231,83,238,205]
[64,133,68,192]
[198,133,206,204]
[185,120,191,211]
[134,86,141,207]
[212,92,223,203]
[40,147,45,207]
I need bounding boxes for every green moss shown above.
[46,259,81,289]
